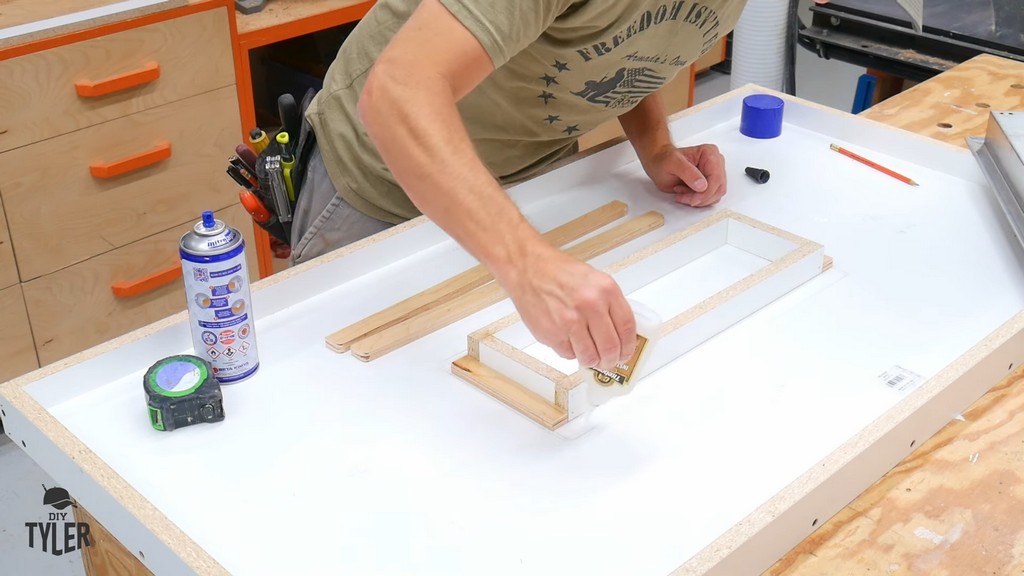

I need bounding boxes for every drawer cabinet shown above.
[24,204,258,366]
[0,284,37,383]
[1,86,243,280]
[0,9,234,154]
[0,2,252,380]
[0,196,17,289]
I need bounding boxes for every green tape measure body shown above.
[144,355,225,431]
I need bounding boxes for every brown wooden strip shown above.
[348,211,664,361]
[452,356,567,430]
[326,201,628,353]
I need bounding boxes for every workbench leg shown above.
[75,505,152,576]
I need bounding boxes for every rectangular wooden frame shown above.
[453,210,833,430]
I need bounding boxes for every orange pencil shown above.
[830,143,919,187]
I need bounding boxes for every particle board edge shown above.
[0,371,228,575]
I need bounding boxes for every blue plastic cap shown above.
[201,211,216,229]
[740,94,785,139]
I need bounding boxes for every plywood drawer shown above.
[1,86,241,281]
[0,284,38,383]
[24,204,259,366]
[0,8,234,153]
[0,195,17,289]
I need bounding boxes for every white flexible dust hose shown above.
[730,0,790,92]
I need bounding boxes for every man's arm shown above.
[359,0,539,287]
[617,91,727,207]
[359,0,636,369]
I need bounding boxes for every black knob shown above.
[745,166,770,184]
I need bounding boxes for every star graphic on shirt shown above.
[552,60,570,73]
[537,91,556,104]
[539,73,559,87]
[544,115,562,124]
[562,124,580,135]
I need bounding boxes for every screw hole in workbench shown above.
[1011,83,1024,89]
[976,102,991,108]
[937,122,953,129]
[812,518,819,527]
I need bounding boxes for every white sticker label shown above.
[878,365,926,393]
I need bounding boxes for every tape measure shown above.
[144,355,225,432]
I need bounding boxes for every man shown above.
[294,0,745,371]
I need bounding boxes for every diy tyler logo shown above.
[25,485,92,556]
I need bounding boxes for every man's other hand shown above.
[643,143,727,208]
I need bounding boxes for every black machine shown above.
[798,0,1024,82]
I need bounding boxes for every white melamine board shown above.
[4,88,1024,576]
[479,340,560,400]
[727,218,799,261]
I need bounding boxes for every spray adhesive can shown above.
[179,211,259,383]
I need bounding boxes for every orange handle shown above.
[75,62,160,98]
[111,264,182,299]
[90,143,171,179]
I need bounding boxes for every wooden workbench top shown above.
[860,54,1024,149]
[234,0,372,46]
[773,53,1024,575]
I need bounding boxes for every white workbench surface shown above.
[5,88,1024,576]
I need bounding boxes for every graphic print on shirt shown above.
[571,67,669,108]
[536,0,724,136]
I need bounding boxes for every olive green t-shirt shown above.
[306,0,746,224]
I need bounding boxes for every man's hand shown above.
[497,247,637,370]
[617,92,728,208]
[642,143,728,207]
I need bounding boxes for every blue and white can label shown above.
[179,213,259,383]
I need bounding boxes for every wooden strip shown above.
[349,211,665,361]
[326,200,629,353]
[452,356,567,430]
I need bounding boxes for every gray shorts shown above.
[290,145,394,265]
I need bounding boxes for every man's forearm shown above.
[359,67,549,282]
[618,91,674,166]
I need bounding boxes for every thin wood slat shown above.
[348,210,665,361]
[326,201,629,353]
[452,356,567,429]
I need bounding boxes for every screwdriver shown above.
[248,128,270,154]
[276,131,296,202]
